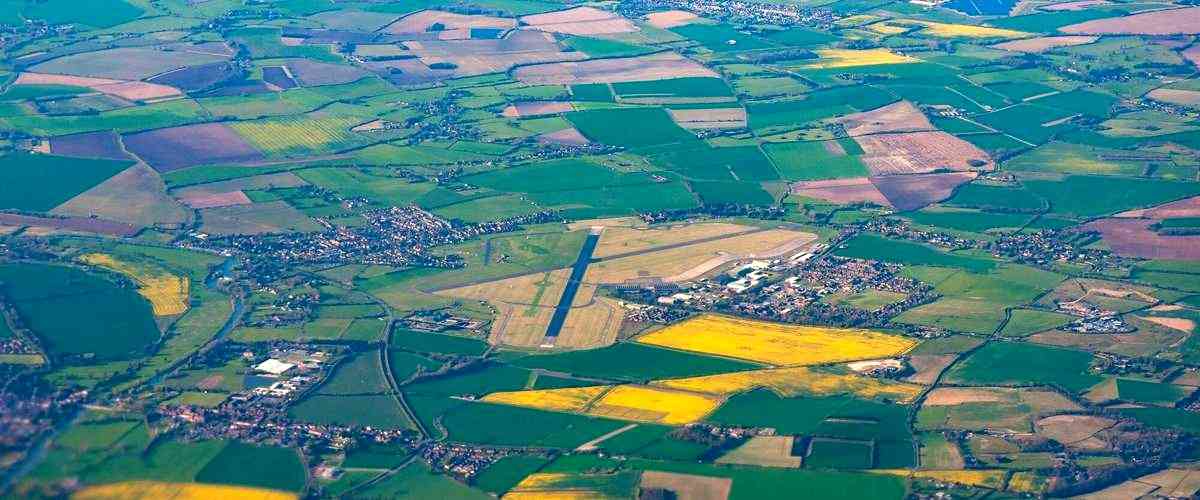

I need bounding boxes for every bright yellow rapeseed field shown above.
[1007,472,1048,493]
[506,473,620,500]
[802,48,917,69]
[503,492,615,500]
[653,366,924,403]
[873,470,1007,489]
[866,22,910,35]
[910,21,1030,39]
[482,386,610,412]
[587,385,722,425]
[73,481,297,500]
[80,253,189,316]
[635,314,918,366]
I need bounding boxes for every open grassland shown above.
[591,222,755,258]
[588,385,722,424]
[802,49,917,69]
[652,367,924,403]
[72,481,297,500]
[635,314,917,366]
[80,253,189,316]
[585,229,814,284]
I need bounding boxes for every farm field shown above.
[635,314,917,366]
[4,1,1200,498]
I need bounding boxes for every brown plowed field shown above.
[1061,6,1200,35]
[1083,218,1200,260]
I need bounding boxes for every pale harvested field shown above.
[176,190,252,209]
[584,229,814,284]
[514,52,718,85]
[1116,195,1200,218]
[1148,88,1200,107]
[1061,6,1200,35]
[639,471,731,500]
[668,107,748,129]
[1035,414,1114,450]
[53,163,191,228]
[16,72,180,101]
[502,101,574,117]
[791,177,892,207]
[716,436,803,468]
[441,269,572,306]
[73,481,297,500]
[384,10,515,35]
[923,387,1008,406]
[636,314,917,367]
[1042,0,1109,10]
[993,35,1098,52]
[592,222,755,258]
[1135,469,1200,498]
[1139,315,1195,332]
[520,7,638,35]
[404,31,584,76]
[645,10,700,29]
[1071,479,1158,500]
[1183,45,1200,67]
[913,21,1031,39]
[538,127,590,145]
[838,100,933,136]
[855,131,993,175]
[904,354,957,385]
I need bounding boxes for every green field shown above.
[998,309,1075,337]
[946,341,1102,392]
[1024,175,1200,217]
[565,108,698,149]
[763,141,868,181]
[194,441,307,492]
[0,152,133,211]
[0,263,159,362]
[834,234,996,272]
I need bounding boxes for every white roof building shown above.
[254,358,296,376]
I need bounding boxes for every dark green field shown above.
[946,341,1102,392]
[0,152,133,211]
[834,234,996,272]
[194,441,307,492]
[0,263,159,361]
